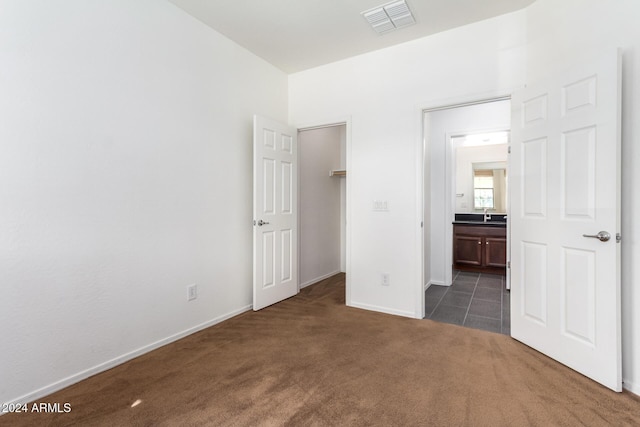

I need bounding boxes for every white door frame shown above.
[418,93,513,318]
[295,117,352,305]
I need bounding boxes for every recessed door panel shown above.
[281,229,292,282]
[281,161,292,214]
[562,127,596,220]
[281,134,293,154]
[562,76,597,115]
[263,158,276,215]
[562,247,596,346]
[522,137,547,218]
[522,94,548,126]
[521,241,547,325]
[264,129,276,149]
[262,231,275,288]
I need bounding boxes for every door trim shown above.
[419,92,515,320]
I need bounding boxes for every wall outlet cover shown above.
[187,284,197,301]
[381,273,390,286]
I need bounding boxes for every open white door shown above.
[510,50,622,391]
[253,115,298,310]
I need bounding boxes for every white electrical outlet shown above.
[381,273,390,286]
[187,284,197,301]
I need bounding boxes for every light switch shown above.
[373,200,389,211]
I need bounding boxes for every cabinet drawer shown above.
[454,225,506,238]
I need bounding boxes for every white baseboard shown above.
[3,304,252,408]
[424,280,447,291]
[299,270,341,289]
[348,300,415,319]
[623,378,639,396]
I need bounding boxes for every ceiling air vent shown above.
[362,0,416,35]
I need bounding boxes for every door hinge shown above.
[507,261,511,268]
[508,146,511,154]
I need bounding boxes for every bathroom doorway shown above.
[423,98,511,334]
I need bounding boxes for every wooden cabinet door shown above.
[454,235,483,266]
[484,237,507,268]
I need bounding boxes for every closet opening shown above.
[298,124,347,290]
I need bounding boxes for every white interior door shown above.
[510,50,621,391]
[253,115,298,310]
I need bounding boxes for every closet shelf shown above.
[329,169,347,177]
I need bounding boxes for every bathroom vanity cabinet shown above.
[453,223,506,274]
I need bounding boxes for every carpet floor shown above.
[3,273,639,426]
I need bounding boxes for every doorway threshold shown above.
[425,271,509,335]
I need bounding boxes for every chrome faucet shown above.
[483,208,491,222]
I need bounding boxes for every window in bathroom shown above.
[473,172,494,209]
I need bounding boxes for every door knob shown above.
[257,220,270,226]
[582,231,611,242]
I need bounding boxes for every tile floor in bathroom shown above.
[425,270,510,335]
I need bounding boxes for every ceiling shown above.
[168,0,536,73]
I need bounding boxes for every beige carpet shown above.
[3,273,639,426]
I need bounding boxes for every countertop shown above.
[452,221,506,227]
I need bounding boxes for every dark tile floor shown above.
[425,271,510,335]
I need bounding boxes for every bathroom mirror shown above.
[453,135,508,214]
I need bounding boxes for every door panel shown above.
[520,241,547,326]
[562,126,595,219]
[253,115,298,310]
[561,247,596,345]
[522,137,547,217]
[510,50,621,391]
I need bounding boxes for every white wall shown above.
[290,11,527,317]
[523,0,640,397]
[426,101,511,286]
[0,0,287,406]
[298,126,344,287]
